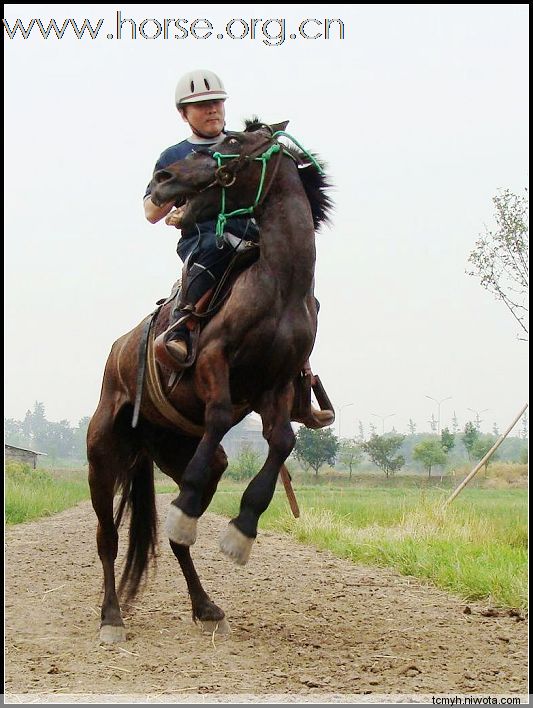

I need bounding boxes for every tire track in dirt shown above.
[5,494,528,700]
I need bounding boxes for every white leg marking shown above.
[165,505,198,546]
[219,523,254,565]
[99,624,127,643]
[199,618,231,636]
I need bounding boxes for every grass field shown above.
[5,463,528,609]
[5,463,90,525]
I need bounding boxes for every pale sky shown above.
[4,4,529,438]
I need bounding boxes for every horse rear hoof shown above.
[99,624,127,643]
[200,618,231,636]
[165,505,198,546]
[220,522,254,565]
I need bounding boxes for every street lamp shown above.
[467,408,489,432]
[338,403,354,439]
[425,395,452,435]
[370,412,395,435]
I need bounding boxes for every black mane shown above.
[244,118,333,231]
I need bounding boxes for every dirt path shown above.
[5,495,528,702]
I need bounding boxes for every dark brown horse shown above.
[87,120,333,642]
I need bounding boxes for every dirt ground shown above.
[5,494,528,702]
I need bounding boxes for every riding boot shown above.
[164,263,219,364]
[291,360,335,430]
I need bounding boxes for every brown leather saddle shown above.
[132,246,335,431]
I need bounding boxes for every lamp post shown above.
[338,403,354,440]
[425,395,452,435]
[370,412,395,435]
[467,408,489,432]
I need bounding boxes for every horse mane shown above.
[245,118,333,231]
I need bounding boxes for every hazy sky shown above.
[4,4,529,438]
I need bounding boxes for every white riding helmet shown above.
[175,69,227,107]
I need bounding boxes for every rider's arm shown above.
[144,196,174,224]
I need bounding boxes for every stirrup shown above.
[294,406,335,430]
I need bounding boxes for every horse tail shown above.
[115,451,158,602]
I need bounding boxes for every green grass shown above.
[5,462,90,524]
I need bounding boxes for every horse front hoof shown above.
[99,624,127,643]
[165,505,198,546]
[199,617,231,636]
[219,522,254,565]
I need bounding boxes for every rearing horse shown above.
[87,119,333,642]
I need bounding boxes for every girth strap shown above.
[145,316,206,437]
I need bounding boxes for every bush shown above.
[226,445,262,481]
[5,461,53,484]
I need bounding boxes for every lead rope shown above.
[271,130,324,174]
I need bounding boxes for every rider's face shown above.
[181,100,225,138]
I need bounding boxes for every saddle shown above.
[153,245,259,371]
[134,247,335,432]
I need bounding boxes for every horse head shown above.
[150,120,295,231]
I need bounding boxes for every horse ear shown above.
[269,120,289,134]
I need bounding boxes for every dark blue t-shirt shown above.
[144,138,258,241]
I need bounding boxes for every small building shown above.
[222,415,268,460]
[5,444,47,469]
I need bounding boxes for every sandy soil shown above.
[5,494,528,702]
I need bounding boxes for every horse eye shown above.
[227,138,239,146]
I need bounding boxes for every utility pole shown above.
[338,403,354,440]
[425,395,452,435]
[467,407,488,432]
[371,412,395,435]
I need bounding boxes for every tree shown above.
[408,418,417,435]
[428,414,437,433]
[73,416,92,460]
[413,439,448,477]
[440,427,455,454]
[4,418,26,448]
[361,433,405,478]
[467,188,528,340]
[462,422,479,461]
[451,412,460,434]
[471,435,499,473]
[294,428,339,476]
[357,421,365,443]
[338,438,364,479]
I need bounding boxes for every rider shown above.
[144,69,333,429]
[144,69,255,363]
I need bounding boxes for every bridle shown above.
[198,129,323,245]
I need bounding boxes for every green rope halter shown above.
[212,131,322,247]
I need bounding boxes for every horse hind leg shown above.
[88,438,127,643]
[88,408,155,643]
[169,543,230,636]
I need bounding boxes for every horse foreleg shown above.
[165,350,233,546]
[220,389,295,565]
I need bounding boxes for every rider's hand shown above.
[165,205,186,228]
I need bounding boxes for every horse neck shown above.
[256,164,316,294]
